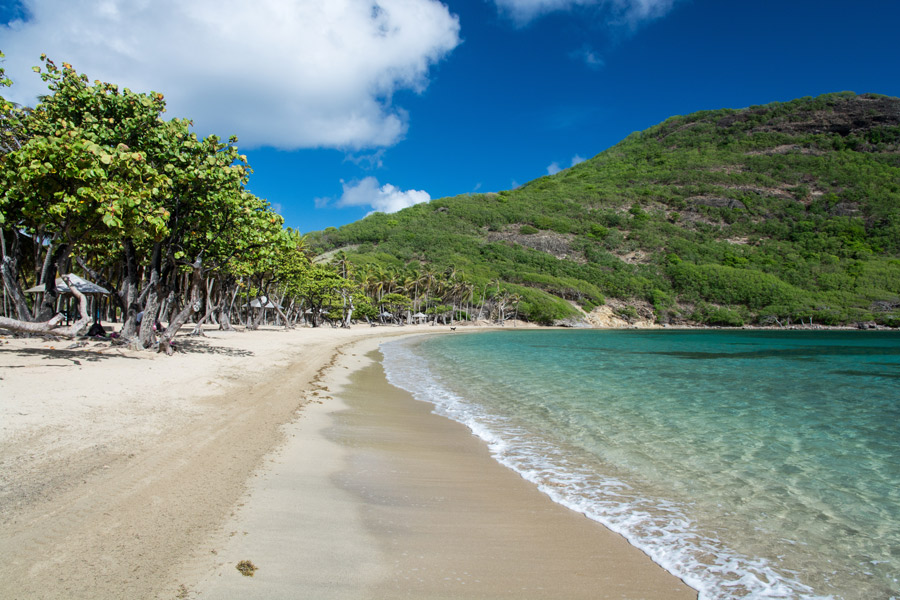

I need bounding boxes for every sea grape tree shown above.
[0,52,369,344]
[1,56,169,326]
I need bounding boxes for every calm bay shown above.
[382,329,900,600]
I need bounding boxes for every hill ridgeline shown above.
[310,92,900,327]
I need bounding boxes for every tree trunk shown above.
[120,239,141,337]
[159,292,173,326]
[217,284,238,331]
[270,294,292,330]
[342,289,354,328]
[190,308,215,336]
[0,228,33,321]
[36,241,69,322]
[191,278,218,335]
[0,313,64,335]
[136,243,165,349]
[1,256,33,322]
[136,288,159,349]
[158,256,203,354]
[75,256,124,314]
[250,303,266,330]
[0,275,91,337]
[218,306,235,331]
[63,275,92,336]
[476,285,487,321]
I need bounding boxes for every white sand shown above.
[1,325,406,599]
[0,324,695,599]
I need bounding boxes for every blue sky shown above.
[2,0,899,232]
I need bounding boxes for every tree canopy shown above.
[0,53,369,347]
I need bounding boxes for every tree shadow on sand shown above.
[172,338,255,357]
[0,344,142,365]
[0,337,256,362]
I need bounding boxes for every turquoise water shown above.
[381,330,900,600]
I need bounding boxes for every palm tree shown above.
[331,251,352,280]
[383,267,401,296]
[402,265,424,315]
[509,292,522,325]
[450,276,475,323]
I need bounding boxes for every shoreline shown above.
[1,324,695,598]
[186,334,696,599]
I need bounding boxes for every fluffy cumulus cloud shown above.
[0,0,460,149]
[491,0,676,26]
[335,176,430,214]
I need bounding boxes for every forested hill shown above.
[309,92,900,327]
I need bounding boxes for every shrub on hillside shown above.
[668,262,805,309]
[692,303,745,326]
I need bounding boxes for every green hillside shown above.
[309,92,900,327]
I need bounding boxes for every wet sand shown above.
[189,338,697,599]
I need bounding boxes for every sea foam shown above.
[380,336,835,600]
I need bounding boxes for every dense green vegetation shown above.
[310,92,900,326]
[0,54,375,347]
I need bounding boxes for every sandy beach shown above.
[0,324,695,599]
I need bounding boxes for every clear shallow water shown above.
[381,330,900,600]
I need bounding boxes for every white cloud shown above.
[491,0,676,27]
[617,0,676,25]
[345,149,387,170]
[571,47,605,70]
[548,154,586,175]
[493,0,590,25]
[335,176,430,214]
[0,0,460,150]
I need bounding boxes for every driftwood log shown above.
[0,274,92,338]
